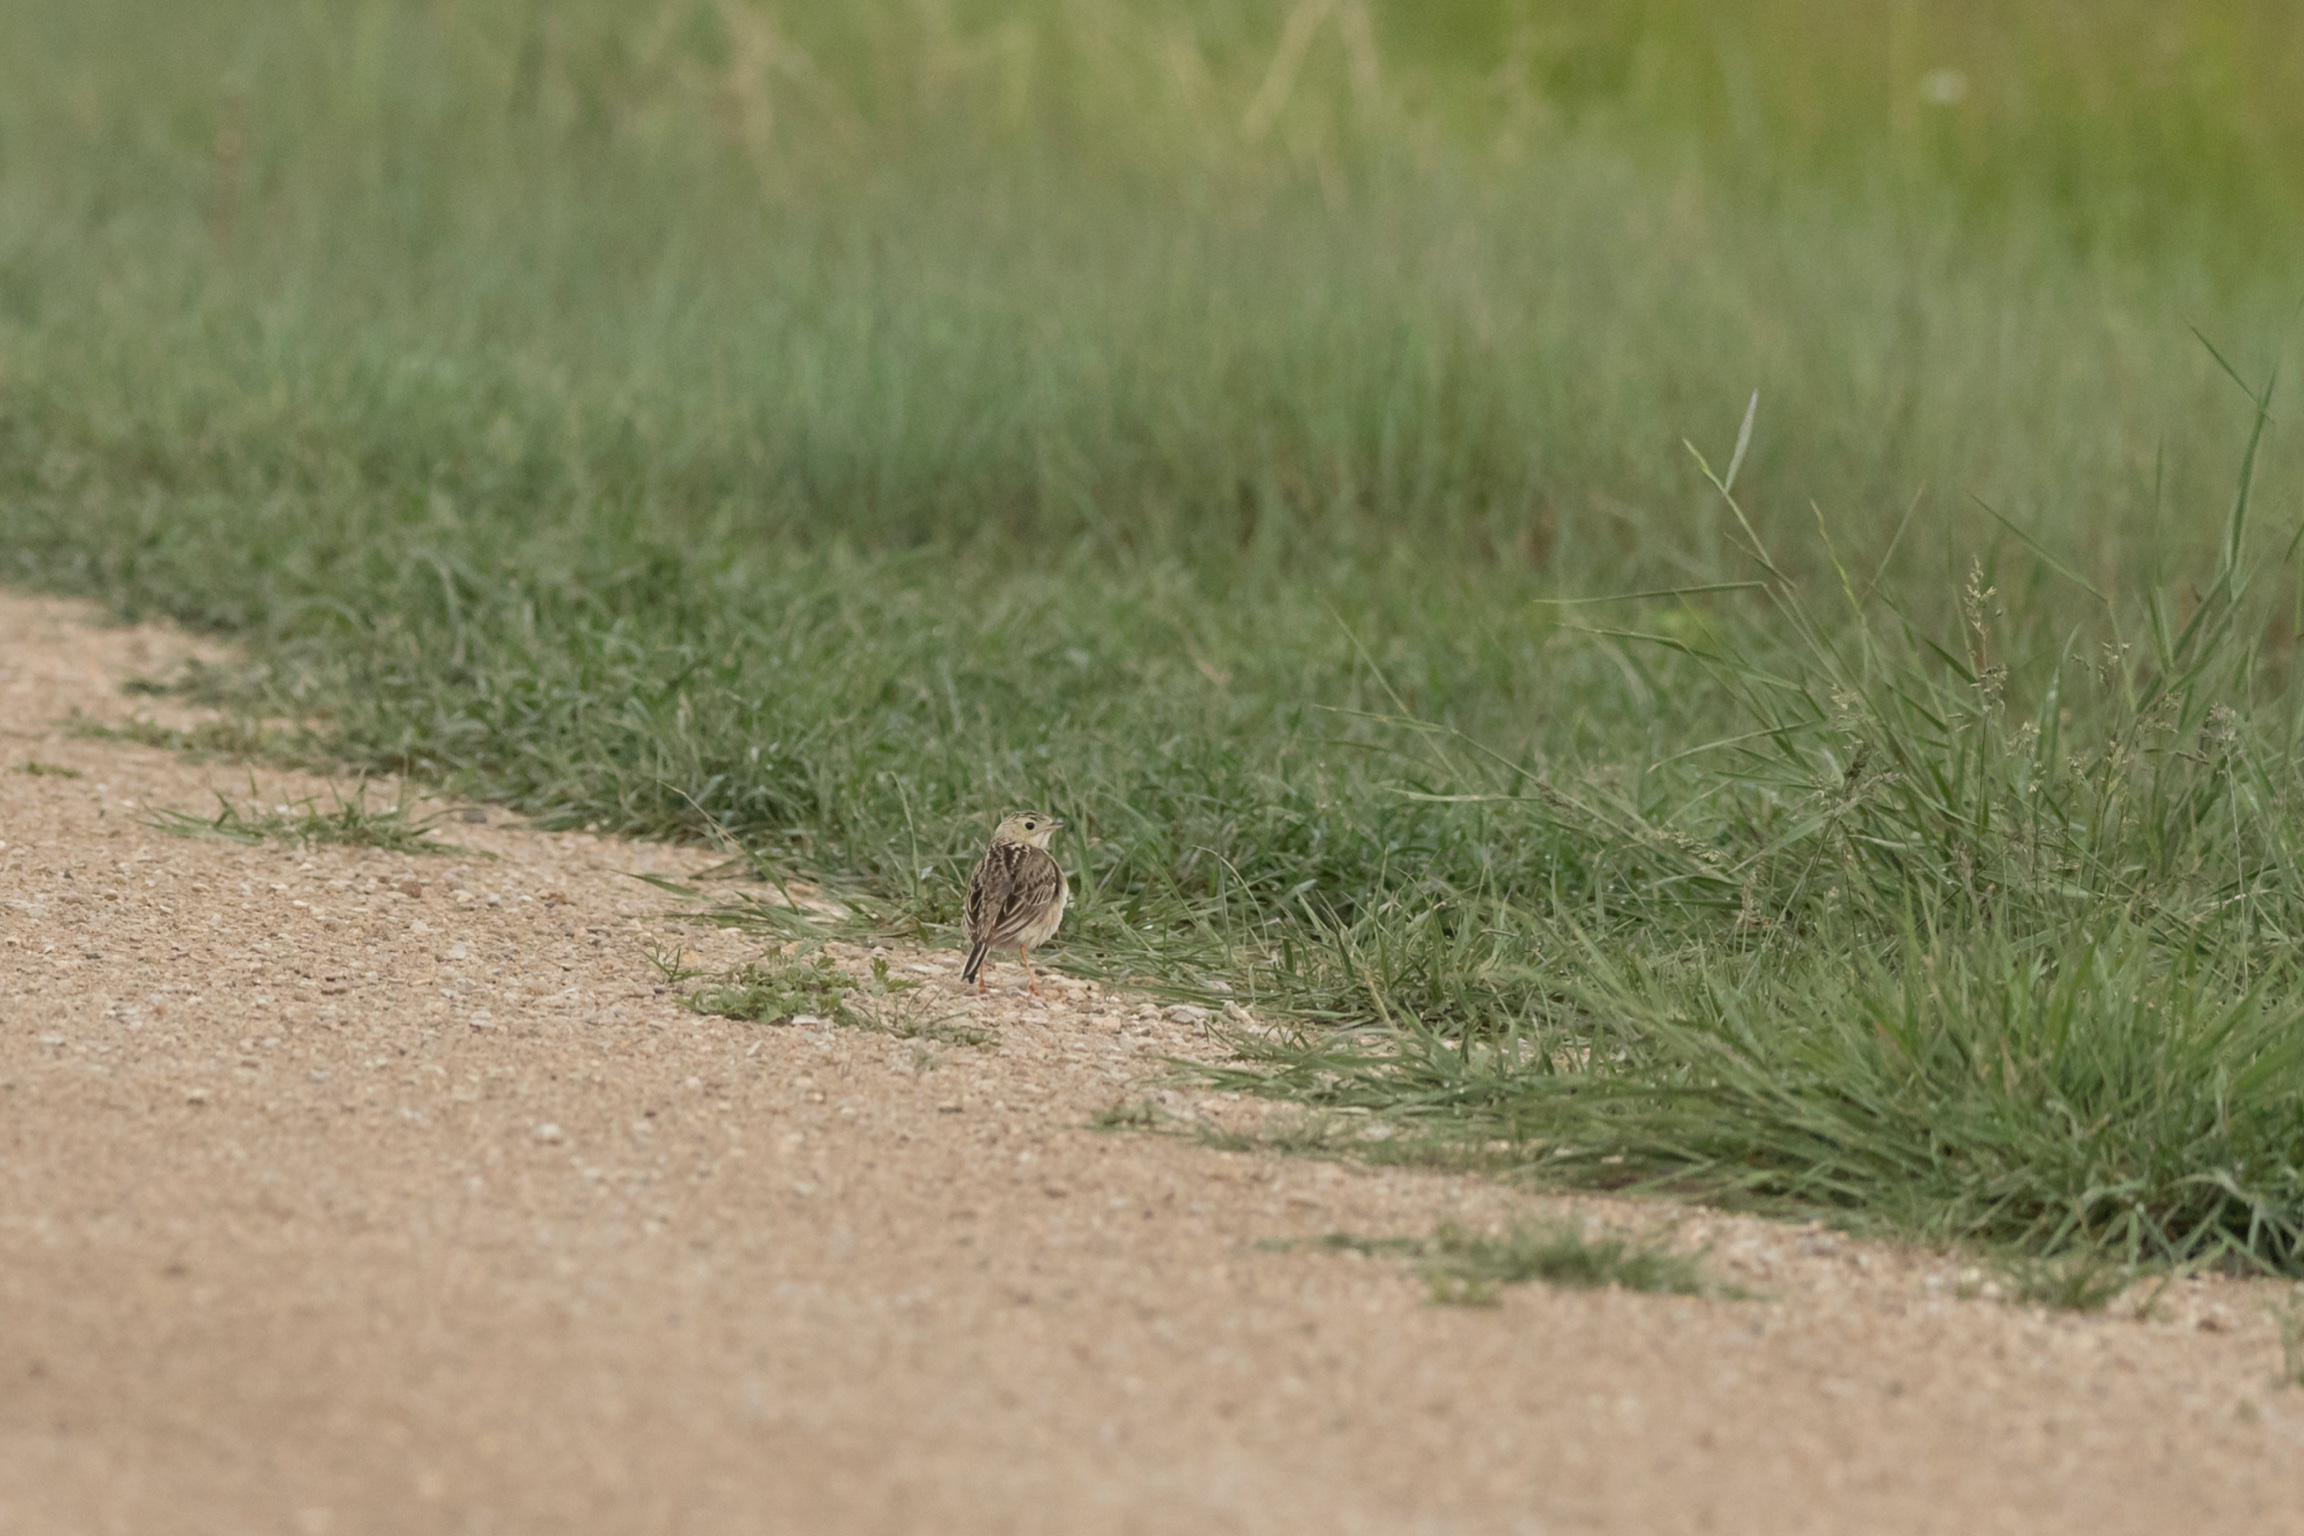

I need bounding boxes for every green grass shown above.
[144,788,475,856]
[1268,1222,1718,1306]
[2275,1297,2304,1387]
[65,714,305,763]
[1997,1254,2130,1315]
[1087,1101,1167,1133]
[13,760,81,778]
[1420,1220,1716,1306]
[7,1,2304,1272]
[686,949,994,1045]
[685,952,861,1028]
[1199,443,2304,1270]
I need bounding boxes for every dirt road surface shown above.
[3,591,2301,1535]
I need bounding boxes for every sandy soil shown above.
[2,590,2303,1536]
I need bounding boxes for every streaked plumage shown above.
[962,812,1069,994]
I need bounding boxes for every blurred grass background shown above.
[7,0,2304,1268]
[8,0,2301,587]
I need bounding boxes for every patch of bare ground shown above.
[3,590,2302,1535]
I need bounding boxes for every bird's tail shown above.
[961,941,991,983]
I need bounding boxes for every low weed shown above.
[849,1001,995,1049]
[1088,1100,1165,1133]
[65,714,299,762]
[1257,1232,1426,1258]
[1195,1115,1507,1173]
[686,949,993,1045]
[846,955,996,1046]
[1268,1221,1718,1306]
[685,952,858,1027]
[1997,1255,2131,1314]
[1421,1221,1716,1306]
[2273,1296,2304,1389]
[145,789,473,856]
[13,760,80,778]
[641,938,711,986]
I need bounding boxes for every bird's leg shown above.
[1020,945,1040,997]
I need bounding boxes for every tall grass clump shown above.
[1213,372,2304,1269]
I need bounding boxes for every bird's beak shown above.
[1047,818,1065,829]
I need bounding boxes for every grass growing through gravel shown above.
[7,2,2304,1272]
[65,715,303,763]
[145,789,474,856]
[686,950,993,1046]
[685,953,860,1029]
[1420,1222,1715,1307]
[2274,1299,2304,1388]
[1996,1255,2130,1315]
[1271,1222,1717,1306]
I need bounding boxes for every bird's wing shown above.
[964,845,1017,945]
[981,848,1064,943]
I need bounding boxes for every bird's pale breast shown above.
[1015,872,1068,948]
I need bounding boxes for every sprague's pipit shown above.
[961,811,1069,995]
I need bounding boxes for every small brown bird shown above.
[962,811,1069,995]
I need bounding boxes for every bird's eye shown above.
[1024,819,1037,829]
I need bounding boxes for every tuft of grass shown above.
[1229,918,2304,1267]
[845,954,995,1046]
[1195,1115,1512,1174]
[145,789,472,856]
[13,760,80,777]
[641,938,710,986]
[686,949,992,1046]
[1200,391,2304,1276]
[1088,1101,1164,1133]
[1269,1221,1719,1306]
[1997,1255,2131,1314]
[850,1006,995,1050]
[1420,1220,1716,1306]
[65,715,302,763]
[2273,1297,2304,1389]
[1257,1232,1427,1258]
[685,953,858,1028]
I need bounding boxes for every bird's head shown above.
[992,811,1064,850]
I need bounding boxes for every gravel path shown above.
[3,590,2301,1535]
